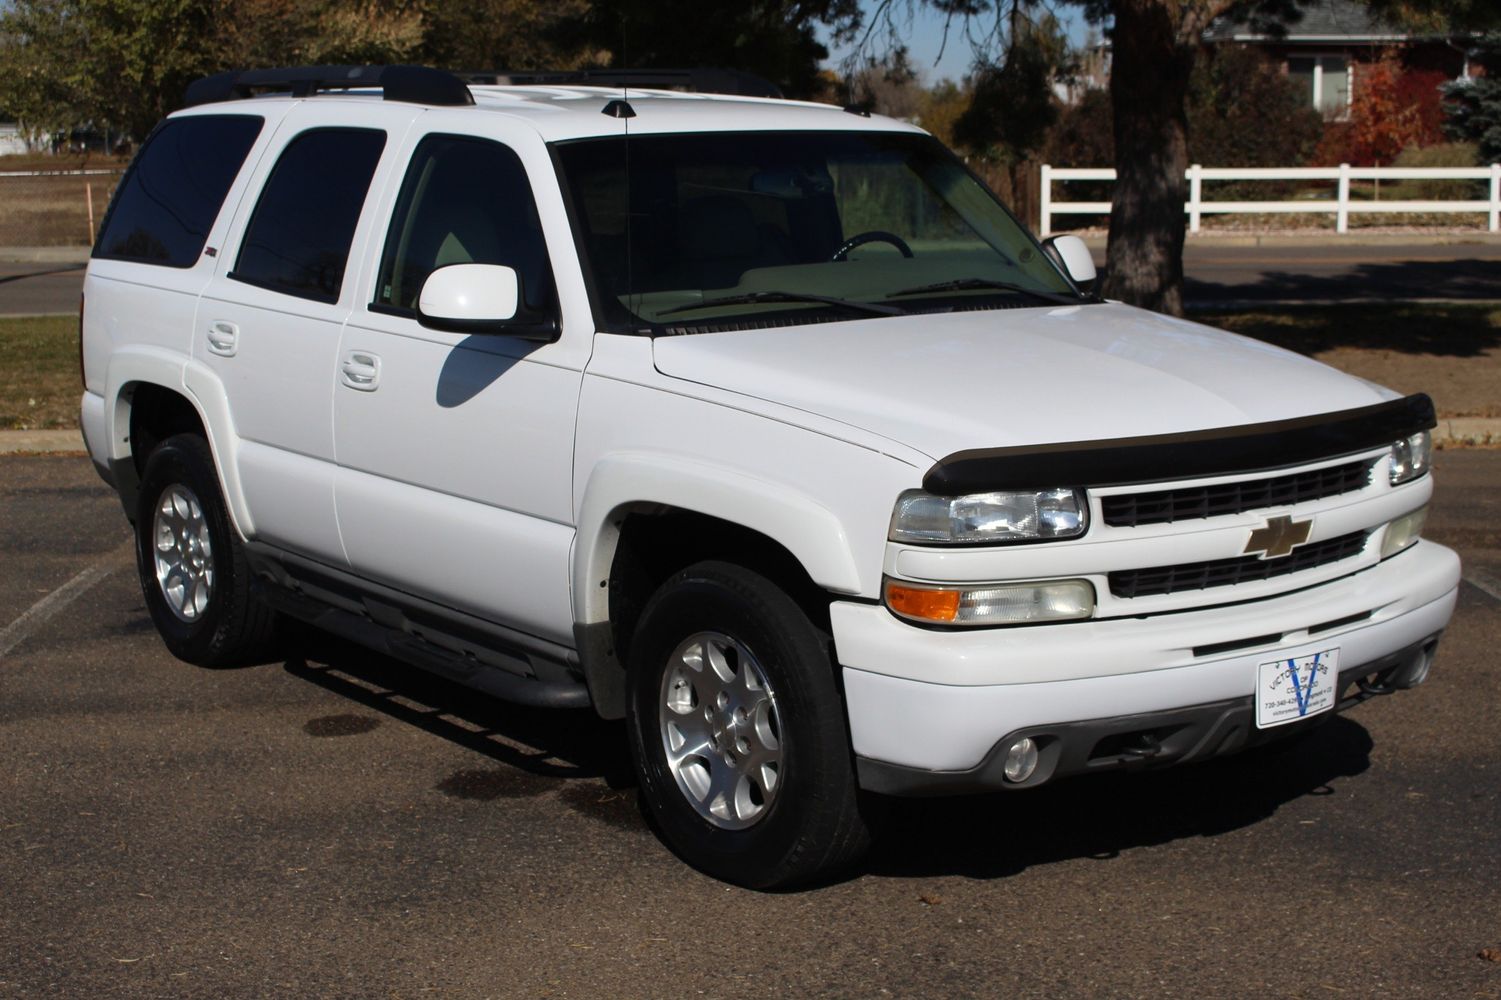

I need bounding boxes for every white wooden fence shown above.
[1039,163,1501,236]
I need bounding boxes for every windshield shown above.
[552,131,1086,333]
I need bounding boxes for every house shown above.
[1205,0,1479,118]
[0,120,28,156]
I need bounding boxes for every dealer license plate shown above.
[1255,648,1340,729]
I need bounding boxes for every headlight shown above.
[890,488,1088,545]
[1389,430,1431,485]
[885,578,1096,626]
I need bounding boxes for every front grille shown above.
[1109,530,1370,599]
[1101,459,1374,527]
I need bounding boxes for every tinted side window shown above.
[93,115,263,267]
[232,128,386,303]
[374,134,554,315]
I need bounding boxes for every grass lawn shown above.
[1,304,1495,432]
[0,315,78,430]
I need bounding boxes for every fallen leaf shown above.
[1479,947,1501,963]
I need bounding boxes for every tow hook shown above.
[1122,732,1163,758]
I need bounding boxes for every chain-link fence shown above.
[0,169,125,248]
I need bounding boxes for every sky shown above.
[819,3,1097,85]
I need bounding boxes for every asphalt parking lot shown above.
[2,453,1499,998]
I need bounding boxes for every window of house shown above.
[232,128,386,303]
[373,134,555,317]
[1288,55,1350,115]
[94,115,264,267]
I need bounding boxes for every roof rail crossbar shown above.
[183,65,474,109]
[462,68,783,100]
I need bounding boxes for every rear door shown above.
[195,102,413,562]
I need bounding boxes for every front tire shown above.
[627,561,869,889]
[134,434,280,667]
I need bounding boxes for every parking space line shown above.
[0,540,134,659]
[1464,568,1501,604]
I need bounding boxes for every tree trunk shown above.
[1101,0,1199,315]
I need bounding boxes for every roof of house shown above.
[1206,0,1414,43]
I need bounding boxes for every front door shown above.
[332,121,585,645]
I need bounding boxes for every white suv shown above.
[80,65,1460,888]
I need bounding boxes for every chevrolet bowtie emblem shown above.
[1244,515,1313,559]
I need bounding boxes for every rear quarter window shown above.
[93,115,264,267]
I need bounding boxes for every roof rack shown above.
[461,68,783,100]
[183,65,474,109]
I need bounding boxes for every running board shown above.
[246,544,591,710]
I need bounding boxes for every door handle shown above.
[206,321,238,357]
[341,351,381,391]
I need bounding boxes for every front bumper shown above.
[856,633,1441,796]
[833,539,1460,789]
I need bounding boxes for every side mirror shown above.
[416,263,519,331]
[1041,234,1097,288]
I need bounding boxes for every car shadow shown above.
[281,630,633,789]
[1185,258,1501,311]
[277,630,1376,883]
[863,714,1373,881]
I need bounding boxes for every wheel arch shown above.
[102,350,251,535]
[572,453,865,719]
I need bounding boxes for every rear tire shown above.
[627,561,870,889]
[134,434,280,667]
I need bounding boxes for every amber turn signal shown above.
[885,582,961,623]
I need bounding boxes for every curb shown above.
[1434,417,1501,448]
[3,421,1498,455]
[0,429,86,454]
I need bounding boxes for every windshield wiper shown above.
[659,290,903,318]
[886,278,1082,306]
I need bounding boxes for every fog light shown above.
[1002,737,1039,783]
[1381,506,1427,558]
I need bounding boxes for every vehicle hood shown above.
[650,303,1397,460]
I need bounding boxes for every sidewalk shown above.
[0,246,90,265]
[5,421,1496,454]
[1074,230,1501,251]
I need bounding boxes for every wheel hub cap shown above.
[659,631,782,830]
[152,484,215,622]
